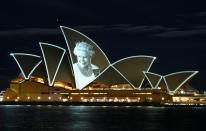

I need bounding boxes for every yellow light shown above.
[59,97,61,100]
[27,96,30,100]
[54,82,72,90]
[60,93,69,94]
[91,93,99,94]
[133,93,152,94]
[127,99,131,102]
[7,96,9,99]
[62,98,68,102]
[109,99,112,102]
[54,83,64,87]
[17,96,20,99]
[35,78,44,84]
[71,93,79,95]
[0,97,3,102]
[48,96,51,100]
[37,96,41,100]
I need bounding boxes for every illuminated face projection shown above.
[61,26,110,90]
[73,42,100,89]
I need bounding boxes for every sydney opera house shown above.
[3,26,206,105]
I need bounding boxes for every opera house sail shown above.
[3,26,205,105]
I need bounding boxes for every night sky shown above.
[0,0,206,91]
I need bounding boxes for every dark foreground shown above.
[0,105,206,131]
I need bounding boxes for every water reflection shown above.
[0,105,206,130]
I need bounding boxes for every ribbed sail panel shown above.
[10,53,42,79]
[55,53,75,88]
[144,72,162,89]
[164,71,198,92]
[40,42,66,86]
[113,56,156,88]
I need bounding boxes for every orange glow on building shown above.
[32,77,44,84]
[54,81,72,90]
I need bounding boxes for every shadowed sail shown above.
[55,52,75,88]
[40,42,66,86]
[164,71,198,93]
[84,65,134,89]
[112,56,156,89]
[31,62,48,84]
[10,53,42,80]
[143,72,162,89]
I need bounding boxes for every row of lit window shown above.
[71,93,108,95]
[6,96,62,101]
[78,97,166,102]
[80,97,140,102]
[64,93,152,95]
[4,96,166,102]
[133,93,152,94]
[172,97,206,102]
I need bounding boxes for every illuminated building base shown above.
[2,78,206,105]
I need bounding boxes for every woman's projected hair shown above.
[73,41,95,57]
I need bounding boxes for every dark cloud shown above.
[192,25,206,29]
[74,24,178,34]
[153,29,206,38]
[192,11,206,17]
[120,25,179,33]
[3,24,204,39]
[0,28,61,37]
[178,11,206,17]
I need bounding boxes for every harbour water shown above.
[0,105,205,131]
